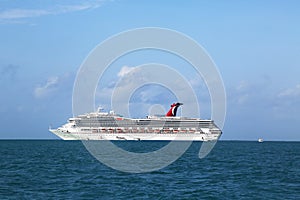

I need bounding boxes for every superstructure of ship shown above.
[49,103,222,141]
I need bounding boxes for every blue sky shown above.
[0,0,299,140]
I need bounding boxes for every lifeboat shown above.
[147,128,153,133]
[108,128,114,133]
[154,129,160,133]
[92,129,98,133]
[163,129,171,133]
[132,128,138,133]
[116,128,123,133]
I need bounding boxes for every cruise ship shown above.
[49,103,222,141]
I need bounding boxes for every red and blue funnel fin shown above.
[165,103,183,117]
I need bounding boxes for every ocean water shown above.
[0,140,299,199]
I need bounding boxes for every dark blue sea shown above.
[0,140,299,199]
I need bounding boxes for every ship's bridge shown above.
[68,118,80,123]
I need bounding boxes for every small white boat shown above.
[258,138,263,143]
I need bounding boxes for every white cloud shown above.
[236,80,249,91]
[57,3,101,13]
[228,80,252,106]
[34,76,59,98]
[96,65,202,118]
[278,84,300,98]
[33,72,74,99]
[117,66,136,77]
[0,1,103,22]
[96,65,141,103]
[237,94,249,105]
[0,9,50,20]
[272,84,300,120]
[189,76,207,90]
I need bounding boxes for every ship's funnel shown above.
[165,103,183,117]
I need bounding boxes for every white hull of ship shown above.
[50,129,221,141]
